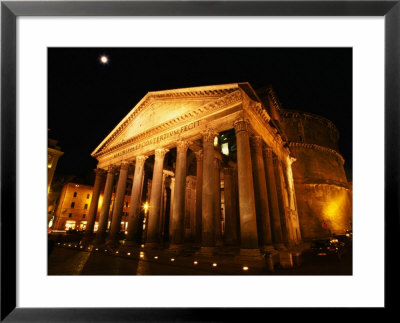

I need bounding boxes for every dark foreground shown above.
[48,242,352,276]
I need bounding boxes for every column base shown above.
[235,248,266,268]
[92,237,106,247]
[81,234,95,244]
[144,242,163,250]
[263,247,280,271]
[167,244,186,256]
[274,243,287,251]
[262,245,278,253]
[105,239,120,250]
[194,246,217,258]
[123,240,140,247]
[279,251,294,269]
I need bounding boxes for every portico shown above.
[87,83,302,256]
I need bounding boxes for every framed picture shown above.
[1,0,398,321]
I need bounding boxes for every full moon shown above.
[100,55,109,64]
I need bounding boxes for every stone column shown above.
[84,168,106,237]
[147,148,169,244]
[94,166,116,244]
[233,119,259,249]
[201,129,218,247]
[214,157,223,245]
[263,147,283,247]
[160,172,168,238]
[169,177,175,238]
[126,156,147,244]
[194,150,203,243]
[274,157,290,245]
[223,167,239,245]
[170,140,190,245]
[250,136,273,249]
[108,161,130,244]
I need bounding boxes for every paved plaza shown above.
[48,242,352,276]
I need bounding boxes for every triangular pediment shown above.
[92,83,246,157]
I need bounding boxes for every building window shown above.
[125,202,129,208]
[86,194,90,199]
[68,213,72,218]
[71,202,75,208]
[73,192,77,197]
[83,214,86,219]
[84,204,88,210]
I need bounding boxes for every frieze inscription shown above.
[113,120,201,158]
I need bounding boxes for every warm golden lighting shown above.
[95,248,98,251]
[127,252,131,256]
[193,261,198,265]
[243,266,249,271]
[141,244,144,248]
[143,202,149,213]
[212,263,217,267]
[221,142,229,156]
[154,256,158,259]
[213,136,219,146]
[115,251,119,254]
[170,258,175,262]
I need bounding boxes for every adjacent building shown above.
[48,138,64,193]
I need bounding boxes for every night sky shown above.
[48,48,352,185]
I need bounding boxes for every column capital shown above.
[233,118,250,134]
[107,165,118,173]
[201,129,218,143]
[213,157,221,168]
[94,168,106,176]
[154,148,169,159]
[263,146,274,156]
[120,161,130,170]
[176,140,192,153]
[250,135,263,148]
[135,155,148,165]
[195,150,203,161]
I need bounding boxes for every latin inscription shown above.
[113,120,201,158]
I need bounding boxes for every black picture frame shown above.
[1,1,398,321]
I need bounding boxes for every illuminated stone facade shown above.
[85,83,351,253]
[279,109,352,239]
[53,182,132,233]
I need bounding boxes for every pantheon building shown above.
[84,83,352,257]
